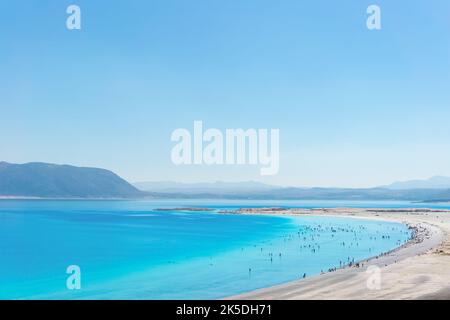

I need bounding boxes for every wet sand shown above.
[226,208,450,300]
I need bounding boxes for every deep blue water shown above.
[0,199,441,299]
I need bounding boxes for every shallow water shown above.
[0,200,422,299]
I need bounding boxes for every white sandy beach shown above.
[227,208,450,300]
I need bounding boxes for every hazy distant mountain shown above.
[0,162,144,198]
[132,179,450,202]
[249,187,450,201]
[383,176,450,190]
[133,180,281,195]
[150,186,449,202]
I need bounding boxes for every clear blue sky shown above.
[1,1,450,187]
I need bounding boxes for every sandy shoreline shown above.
[225,208,450,300]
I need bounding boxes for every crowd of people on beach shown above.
[241,221,412,281]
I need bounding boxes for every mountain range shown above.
[1,161,450,202]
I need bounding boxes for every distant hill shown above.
[244,187,450,201]
[150,186,450,202]
[133,180,281,195]
[383,176,450,190]
[0,162,144,199]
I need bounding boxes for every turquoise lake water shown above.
[1,200,445,299]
